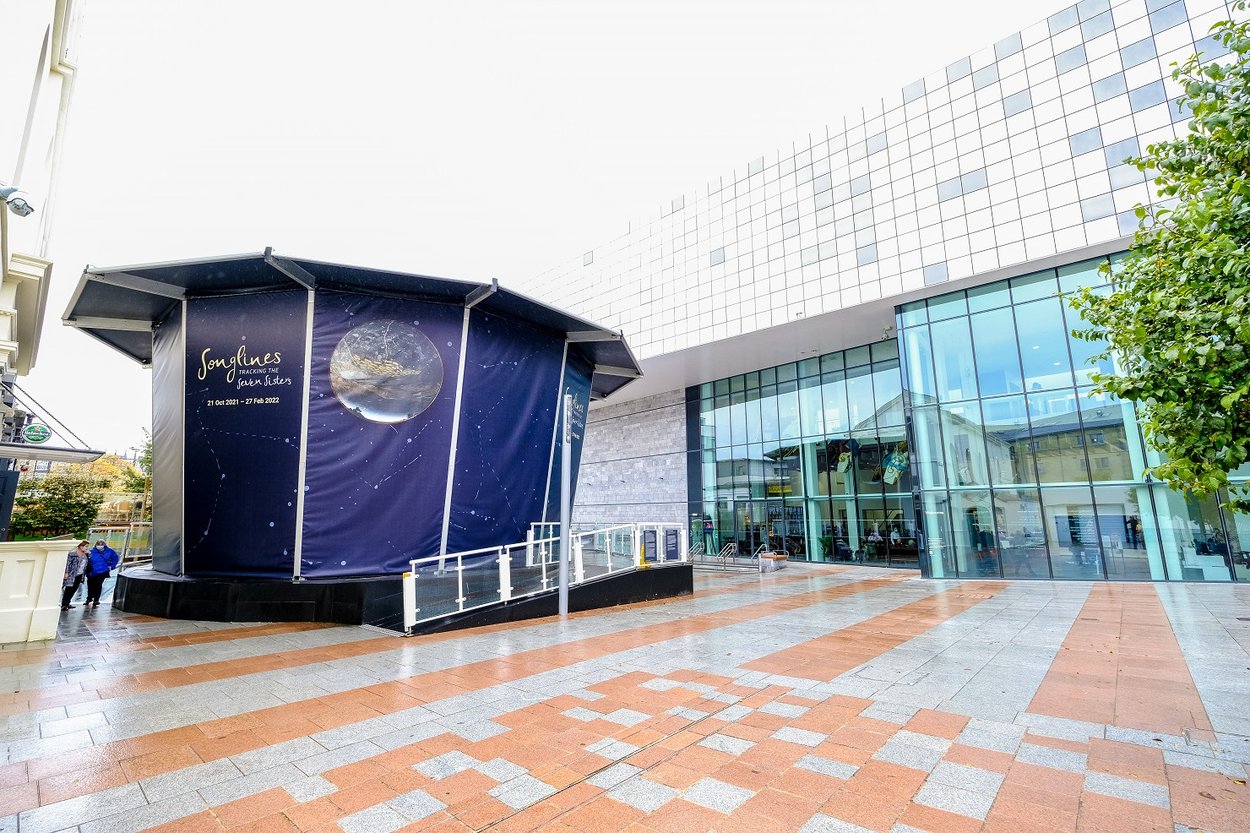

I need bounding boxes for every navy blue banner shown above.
[183,292,306,577]
[446,310,565,554]
[544,351,594,522]
[300,293,462,577]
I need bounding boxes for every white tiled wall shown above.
[521,0,1231,361]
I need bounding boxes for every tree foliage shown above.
[9,472,108,539]
[1069,5,1250,510]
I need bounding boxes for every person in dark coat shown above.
[61,540,90,611]
[83,540,119,609]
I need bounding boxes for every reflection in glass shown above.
[846,366,876,430]
[1221,493,1250,581]
[902,325,937,401]
[1151,487,1233,581]
[1093,485,1160,580]
[1016,298,1075,391]
[1078,390,1135,481]
[799,377,823,438]
[873,360,904,427]
[1028,390,1088,484]
[981,396,1035,485]
[930,318,978,401]
[940,401,988,487]
[993,489,1050,578]
[951,490,999,577]
[1040,486,1105,579]
[777,383,800,441]
[911,406,946,489]
[970,308,1024,396]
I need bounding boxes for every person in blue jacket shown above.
[83,540,119,609]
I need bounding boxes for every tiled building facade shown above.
[525,0,1250,581]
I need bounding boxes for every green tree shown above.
[1069,4,1250,510]
[119,430,152,494]
[9,472,108,539]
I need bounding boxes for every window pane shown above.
[846,365,876,430]
[1040,486,1105,579]
[1028,389,1088,484]
[951,490,999,577]
[970,308,1024,395]
[930,317,979,401]
[760,386,779,443]
[967,281,1011,312]
[902,325,937,403]
[871,360,904,427]
[1015,297,1075,390]
[1079,390,1135,481]
[982,395,1036,485]
[941,401,989,488]
[776,382,800,441]
[994,488,1050,578]
[911,405,946,489]
[821,371,849,434]
[1151,488,1232,581]
[799,376,823,438]
[1094,484,1162,580]
[744,390,763,444]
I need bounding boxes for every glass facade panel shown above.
[690,250,1243,582]
[994,488,1050,578]
[970,308,1024,396]
[930,318,978,402]
[1028,389,1087,484]
[981,396,1035,486]
[1016,298,1076,390]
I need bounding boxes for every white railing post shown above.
[632,525,641,568]
[456,554,466,611]
[573,535,585,582]
[498,546,512,601]
[525,527,535,567]
[403,569,417,631]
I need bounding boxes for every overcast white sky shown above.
[26,0,1046,454]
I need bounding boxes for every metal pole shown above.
[559,393,572,617]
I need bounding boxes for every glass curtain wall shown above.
[690,342,917,565]
[897,255,1248,581]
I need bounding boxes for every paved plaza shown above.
[2,565,1249,833]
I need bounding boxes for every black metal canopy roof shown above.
[63,249,641,399]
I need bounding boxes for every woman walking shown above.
[61,540,89,611]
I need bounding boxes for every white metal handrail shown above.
[403,522,687,631]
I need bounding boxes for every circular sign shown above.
[22,423,51,444]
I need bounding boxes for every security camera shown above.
[0,186,34,218]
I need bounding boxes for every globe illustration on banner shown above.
[329,320,443,423]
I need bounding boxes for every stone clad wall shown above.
[571,390,688,528]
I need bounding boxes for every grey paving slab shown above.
[1016,742,1088,774]
[78,792,208,833]
[477,757,529,783]
[1163,749,1249,777]
[682,777,754,814]
[139,758,244,802]
[197,764,304,806]
[587,762,643,789]
[772,726,828,747]
[389,789,448,821]
[698,733,756,756]
[602,708,650,726]
[795,754,859,780]
[415,750,479,779]
[562,706,602,722]
[759,701,809,719]
[284,775,338,803]
[927,761,1005,795]
[488,774,558,810]
[799,814,879,833]
[607,777,679,813]
[586,738,640,761]
[1084,771,1170,808]
[17,784,148,833]
[337,803,408,833]
[914,780,996,820]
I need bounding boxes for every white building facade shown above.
[519,0,1250,582]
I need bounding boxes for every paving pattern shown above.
[2,565,1248,833]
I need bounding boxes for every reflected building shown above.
[517,0,1250,582]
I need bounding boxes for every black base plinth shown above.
[113,563,694,633]
[410,563,694,634]
[113,568,406,630]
